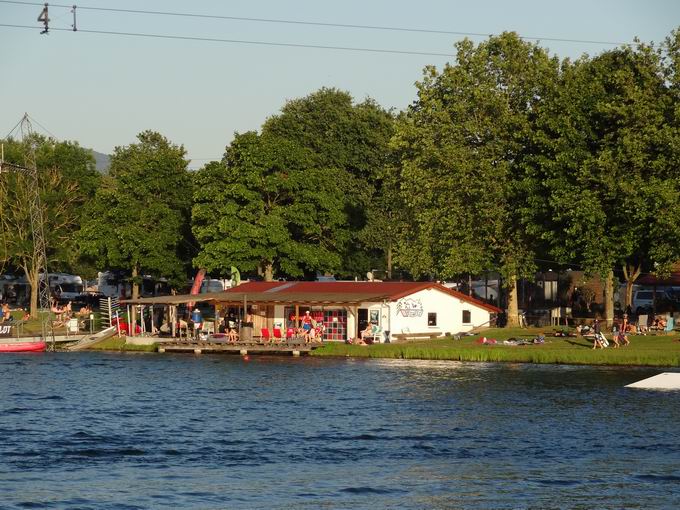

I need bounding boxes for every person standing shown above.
[191,306,202,339]
[302,311,313,333]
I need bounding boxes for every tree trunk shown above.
[506,274,520,327]
[622,262,641,309]
[264,262,274,282]
[386,242,393,280]
[26,265,39,318]
[604,269,615,330]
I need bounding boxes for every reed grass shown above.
[312,327,680,367]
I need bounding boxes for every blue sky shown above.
[1,0,679,168]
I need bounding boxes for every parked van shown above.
[632,289,670,313]
[41,273,84,302]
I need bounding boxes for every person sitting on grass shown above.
[21,310,30,321]
[2,302,12,322]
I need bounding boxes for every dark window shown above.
[462,310,471,324]
[428,313,437,326]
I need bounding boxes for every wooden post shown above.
[295,304,300,329]
[171,305,176,338]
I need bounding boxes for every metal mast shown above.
[0,114,55,347]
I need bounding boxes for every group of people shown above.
[579,318,631,349]
[49,300,92,326]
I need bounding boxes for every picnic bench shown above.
[392,331,442,343]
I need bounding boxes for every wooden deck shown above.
[158,340,322,356]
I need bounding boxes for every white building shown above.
[216,281,501,342]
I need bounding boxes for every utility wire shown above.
[27,115,58,139]
[0,24,458,57]
[0,0,631,47]
[4,116,25,140]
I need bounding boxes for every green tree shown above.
[262,87,395,276]
[0,136,97,315]
[360,161,410,279]
[79,131,192,300]
[530,39,680,323]
[393,33,559,325]
[192,132,350,280]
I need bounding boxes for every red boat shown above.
[0,340,47,353]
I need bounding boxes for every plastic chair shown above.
[273,327,283,342]
[260,327,271,343]
[664,316,675,333]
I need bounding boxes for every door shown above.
[357,308,369,337]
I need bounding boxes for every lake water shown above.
[1,353,679,509]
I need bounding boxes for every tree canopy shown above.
[529,40,680,316]
[78,131,192,295]
[393,32,560,323]
[0,136,97,315]
[192,132,350,280]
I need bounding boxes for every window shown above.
[428,313,437,326]
[462,310,471,324]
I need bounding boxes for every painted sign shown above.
[396,298,423,318]
[0,324,13,337]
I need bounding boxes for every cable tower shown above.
[0,113,55,348]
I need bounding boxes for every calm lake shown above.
[1,353,679,509]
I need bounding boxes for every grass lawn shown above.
[312,327,680,367]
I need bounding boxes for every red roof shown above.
[228,281,501,313]
[636,273,680,286]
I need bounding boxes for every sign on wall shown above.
[396,298,423,318]
[0,324,13,337]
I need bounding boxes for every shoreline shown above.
[78,327,680,367]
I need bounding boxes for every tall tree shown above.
[393,33,559,325]
[79,131,192,300]
[262,87,395,277]
[192,132,350,279]
[530,39,680,323]
[0,136,97,315]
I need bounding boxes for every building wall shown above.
[261,287,493,342]
[383,288,492,339]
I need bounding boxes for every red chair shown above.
[273,328,283,343]
[260,327,271,343]
[286,327,294,340]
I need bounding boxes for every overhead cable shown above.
[0,0,630,47]
[0,24,458,57]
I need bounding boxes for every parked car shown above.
[632,289,671,314]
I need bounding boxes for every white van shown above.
[632,289,668,313]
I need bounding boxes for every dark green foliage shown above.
[529,40,680,293]
[194,88,395,279]
[79,131,192,289]
[393,33,560,283]
[193,132,349,278]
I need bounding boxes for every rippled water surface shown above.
[1,353,679,509]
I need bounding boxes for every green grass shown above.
[88,337,158,352]
[312,327,680,367]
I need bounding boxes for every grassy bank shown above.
[312,328,680,367]
[88,337,158,353]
